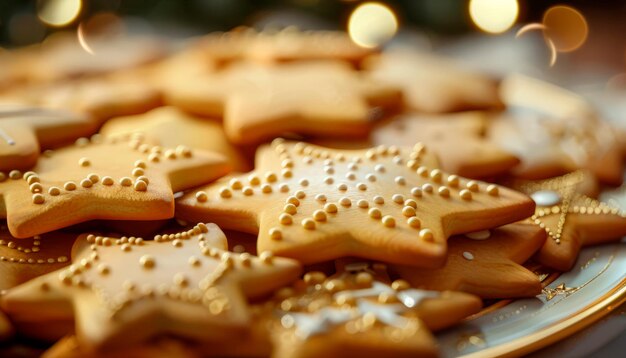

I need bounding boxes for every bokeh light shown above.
[348,2,398,48]
[542,5,588,53]
[469,0,519,34]
[37,0,82,28]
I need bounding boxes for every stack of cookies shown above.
[0,27,625,357]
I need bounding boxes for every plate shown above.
[437,241,626,357]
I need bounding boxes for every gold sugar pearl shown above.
[382,215,396,228]
[407,217,421,229]
[315,194,327,202]
[219,188,232,198]
[419,229,434,241]
[295,190,306,199]
[339,197,351,207]
[134,181,148,192]
[404,199,417,208]
[248,175,260,185]
[64,181,76,191]
[460,189,472,201]
[402,206,416,217]
[411,187,422,198]
[140,255,155,268]
[78,158,90,167]
[284,203,298,215]
[447,175,460,187]
[265,172,278,183]
[324,203,338,213]
[357,199,369,209]
[357,182,367,191]
[26,175,39,185]
[286,196,300,206]
[132,168,144,177]
[438,186,450,198]
[32,194,45,204]
[120,177,133,186]
[466,181,479,192]
[48,187,61,196]
[373,196,384,205]
[430,169,443,182]
[301,218,316,230]
[230,179,243,190]
[134,160,146,169]
[417,167,428,177]
[369,208,382,219]
[80,179,93,188]
[196,191,208,202]
[30,183,43,193]
[88,173,99,183]
[101,176,114,186]
[279,213,293,225]
[269,228,282,241]
[487,185,499,196]
[394,176,406,185]
[137,176,149,184]
[422,184,433,193]
[259,251,273,264]
[313,210,327,222]
[392,194,405,204]
[279,184,290,193]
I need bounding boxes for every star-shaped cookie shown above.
[164,61,402,144]
[100,106,251,172]
[0,105,96,171]
[390,223,546,298]
[176,140,534,266]
[260,263,482,358]
[2,73,162,123]
[372,112,519,178]
[490,74,624,185]
[197,27,374,66]
[1,223,302,351]
[0,135,230,238]
[0,222,74,291]
[516,171,626,271]
[365,50,502,113]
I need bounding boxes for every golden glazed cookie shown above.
[490,74,624,186]
[1,223,302,351]
[0,135,230,238]
[516,171,626,271]
[197,27,375,67]
[390,223,546,298]
[100,107,251,172]
[365,50,502,113]
[164,61,402,144]
[176,140,535,267]
[0,105,97,171]
[260,263,482,358]
[372,112,520,178]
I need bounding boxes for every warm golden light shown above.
[348,2,398,48]
[37,0,82,27]
[543,5,588,53]
[469,0,519,34]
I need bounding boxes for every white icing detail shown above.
[289,308,354,339]
[357,299,408,327]
[465,230,491,240]
[462,251,475,261]
[0,128,16,145]
[530,190,561,207]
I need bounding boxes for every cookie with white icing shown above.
[390,223,547,298]
[259,264,482,358]
[515,171,626,271]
